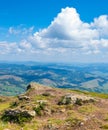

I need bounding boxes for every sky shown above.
[0,0,108,63]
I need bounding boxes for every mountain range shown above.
[0,62,108,96]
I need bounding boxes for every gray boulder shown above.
[2,109,36,123]
[4,109,36,117]
[18,95,30,100]
[58,94,95,105]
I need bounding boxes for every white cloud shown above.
[0,7,108,62]
[0,41,19,54]
[30,7,108,56]
[8,26,34,35]
[91,15,108,38]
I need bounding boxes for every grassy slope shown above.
[0,83,108,130]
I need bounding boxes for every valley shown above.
[0,62,108,96]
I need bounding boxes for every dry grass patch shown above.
[78,104,98,114]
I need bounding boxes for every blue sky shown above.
[0,0,108,62]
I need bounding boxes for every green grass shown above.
[0,120,39,130]
[33,102,46,116]
[101,124,108,129]
[78,104,98,114]
[21,120,39,130]
[72,89,108,99]
[0,102,10,112]
[48,118,64,125]
[65,116,83,127]
[89,92,108,99]
[104,113,108,121]
[45,118,65,129]
[34,95,52,101]
[0,120,22,130]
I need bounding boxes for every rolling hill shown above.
[0,83,108,129]
[0,62,108,96]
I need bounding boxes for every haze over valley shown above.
[0,62,108,96]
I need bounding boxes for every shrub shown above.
[75,99,83,106]
[65,117,82,127]
[58,96,71,105]
[1,110,32,125]
[101,124,108,129]
[10,101,19,108]
[42,92,51,96]
[33,102,46,116]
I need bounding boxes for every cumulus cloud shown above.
[0,7,108,62]
[36,7,98,41]
[30,7,108,56]
[0,41,19,54]
[8,26,34,35]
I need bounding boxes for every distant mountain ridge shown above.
[0,62,108,96]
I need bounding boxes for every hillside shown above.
[0,63,108,96]
[1,83,108,130]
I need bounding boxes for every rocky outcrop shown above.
[27,82,44,90]
[2,109,36,123]
[3,109,36,117]
[1,82,100,130]
[58,94,95,105]
[18,95,30,100]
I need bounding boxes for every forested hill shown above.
[0,62,108,96]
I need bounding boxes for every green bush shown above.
[1,111,32,125]
[65,98,71,105]
[33,102,46,116]
[75,99,83,106]
[10,101,19,108]
[42,92,51,96]
[58,96,71,105]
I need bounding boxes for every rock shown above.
[46,124,58,130]
[26,110,36,117]
[42,92,51,96]
[79,122,84,126]
[37,100,48,104]
[27,82,44,90]
[59,108,66,113]
[4,109,21,116]
[18,95,30,100]
[2,109,36,123]
[44,108,51,116]
[58,94,95,105]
